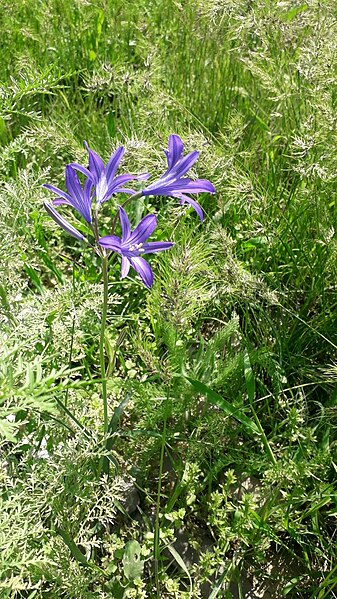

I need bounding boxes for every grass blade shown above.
[185,377,260,435]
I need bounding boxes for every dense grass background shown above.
[1,0,337,597]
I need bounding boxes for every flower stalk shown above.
[110,191,143,235]
[154,411,167,597]
[42,135,215,477]
[100,252,109,437]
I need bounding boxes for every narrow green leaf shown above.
[243,349,255,403]
[283,3,308,21]
[249,109,269,132]
[166,544,193,597]
[185,377,260,435]
[0,284,16,323]
[208,570,228,599]
[40,250,63,283]
[56,528,107,577]
[23,264,44,294]
[106,393,131,450]
[56,528,88,565]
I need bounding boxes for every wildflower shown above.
[43,165,93,240]
[141,134,215,221]
[98,207,173,288]
[43,201,87,241]
[70,142,149,205]
[44,164,93,222]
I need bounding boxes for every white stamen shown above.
[129,242,145,253]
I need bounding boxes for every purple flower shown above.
[141,134,215,221]
[43,201,87,241]
[43,164,93,241]
[70,142,149,205]
[44,164,93,223]
[98,207,173,288]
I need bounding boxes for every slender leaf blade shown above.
[185,377,260,435]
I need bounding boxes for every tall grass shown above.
[1,0,337,596]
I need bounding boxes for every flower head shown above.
[70,142,149,205]
[43,201,87,241]
[43,164,94,241]
[98,207,173,288]
[141,134,215,221]
[44,164,93,223]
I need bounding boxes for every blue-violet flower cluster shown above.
[43,135,215,287]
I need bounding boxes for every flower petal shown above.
[85,141,105,184]
[65,164,82,198]
[165,134,184,169]
[127,213,157,245]
[98,235,122,253]
[112,174,138,187]
[176,194,204,221]
[105,146,125,185]
[69,162,92,179]
[43,184,72,203]
[170,151,199,178]
[84,177,94,202]
[137,172,151,181]
[182,179,216,194]
[43,202,86,241]
[121,256,131,278]
[112,187,138,196]
[96,173,109,204]
[65,165,92,222]
[114,173,150,186]
[142,241,174,254]
[130,256,154,288]
[99,173,140,202]
[52,198,72,206]
[141,180,190,196]
[146,178,215,196]
[119,207,131,241]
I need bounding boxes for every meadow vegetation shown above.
[1,0,337,597]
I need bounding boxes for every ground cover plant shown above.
[1,0,337,597]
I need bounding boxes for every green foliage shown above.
[0,346,58,441]
[123,540,145,582]
[1,0,337,596]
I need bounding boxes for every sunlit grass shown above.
[1,0,337,596]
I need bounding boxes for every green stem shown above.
[100,254,109,436]
[154,414,166,597]
[93,209,100,242]
[65,264,76,408]
[154,392,171,597]
[55,397,93,441]
[110,191,142,234]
